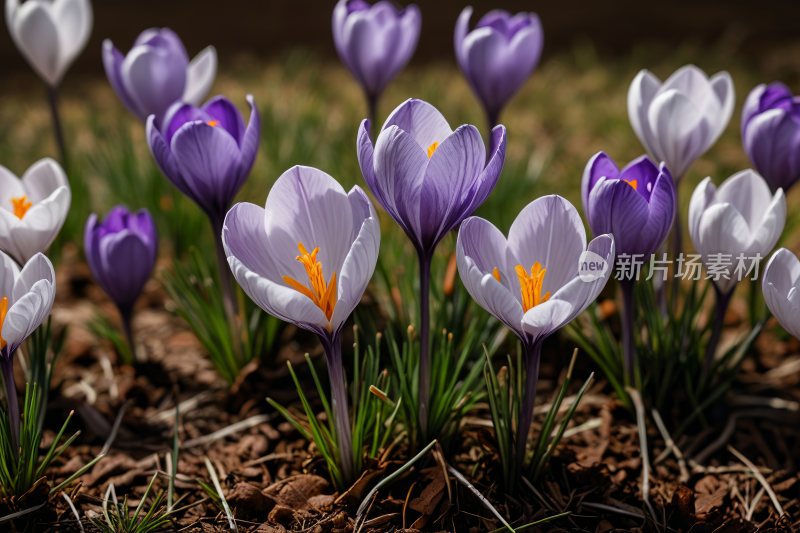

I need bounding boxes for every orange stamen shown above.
[207,120,219,126]
[515,262,550,312]
[0,297,7,350]
[282,243,337,330]
[427,141,439,158]
[492,267,501,283]
[623,179,637,190]
[11,196,32,219]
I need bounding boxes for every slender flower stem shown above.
[486,109,500,162]
[703,286,732,379]
[667,198,683,313]
[515,341,541,473]
[47,84,68,169]
[620,278,636,383]
[366,92,378,141]
[320,333,354,485]
[418,253,431,437]
[1,357,20,460]
[212,218,241,359]
[119,306,136,364]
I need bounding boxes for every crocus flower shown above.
[741,82,800,193]
[762,248,800,340]
[457,195,614,472]
[103,27,217,124]
[357,98,506,430]
[0,158,71,265]
[628,65,735,182]
[85,206,158,350]
[688,169,785,374]
[223,165,380,485]
[332,0,420,122]
[582,152,675,379]
[454,7,543,133]
[0,251,56,457]
[5,0,93,87]
[147,95,260,320]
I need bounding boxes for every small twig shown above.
[627,388,660,531]
[182,414,274,449]
[433,442,452,503]
[447,465,512,532]
[727,444,785,517]
[204,457,238,532]
[149,390,217,423]
[100,399,130,456]
[62,492,84,532]
[651,408,689,482]
[746,487,765,521]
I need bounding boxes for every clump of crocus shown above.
[688,169,785,375]
[85,206,158,358]
[332,0,421,134]
[454,6,542,151]
[0,251,56,456]
[6,0,93,164]
[103,27,217,124]
[457,195,614,474]
[763,248,800,340]
[147,95,260,321]
[357,98,506,434]
[223,165,380,486]
[582,152,675,379]
[628,65,734,183]
[0,158,71,265]
[741,82,800,193]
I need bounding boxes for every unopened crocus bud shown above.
[6,0,93,87]
[454,6,543,129]
[332,0,420,105]
[763,248,800,340]
[628,65,734,181]
[741,82,800,193]
[103,27,217,124]
[84,206,158,339]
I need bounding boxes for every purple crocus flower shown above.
[582,152,675,378]
[85,206,158,348]
[454,7,543,135]
[741,82,800,193]
[147,94,260,322]
[103,28,217,124]
[223,165,381,487]
[456,195,614,472]
[357,98,506,431]
[332,0,421,126]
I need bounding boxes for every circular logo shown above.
[578,251,608,282]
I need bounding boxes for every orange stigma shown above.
[623,179,637,190]
[515,262,550,312]
[0,297,7,350]
[207,120,219,126]
[282,243,337,330]
[492,267,501,283]
[427,141,439,158]
[11,196,32,219]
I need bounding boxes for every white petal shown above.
[20,157,69,204]
[0,250,20,305]
[714,169,773,231]
[707,71,735,148]
[12,252,54,302]
[627,69,662,158]
[688,177,716,249]
[12,0,61,85]
[51,0,92,79]
[8,186,70,264]
[2,278,55,350]
[0,165,25,214]
[747,188,786,257]
[182,45,217,106]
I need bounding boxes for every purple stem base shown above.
[418,253,431,438]
[515,341,541,473]
[620,278,636,383]
[319,332,354,486]
[1,356,20,460]
[703,287,732,379]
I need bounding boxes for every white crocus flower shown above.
[0,158,71,265]
[6,0,93,87]
[628,65,735,181]
[762,248,800,340]
[688,169,786,295]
